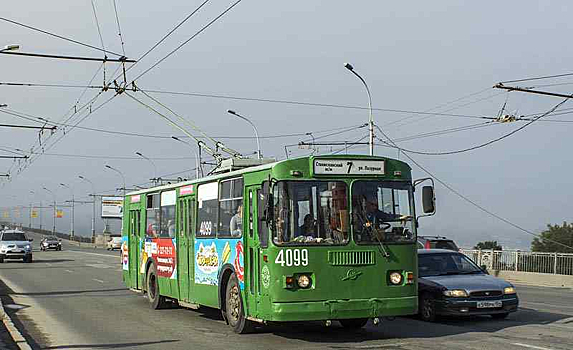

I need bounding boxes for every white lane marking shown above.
[512,343,554,350]
[521,301,573,310]
[92,279,105,284]
[45,263,52,266]
[64,269,74,273]
[65,250,121,258]
[85,263,113,269]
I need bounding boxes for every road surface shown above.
[0,231,572,350]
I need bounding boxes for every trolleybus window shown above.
[219,178,243,238]
[197,182,218,238]
[160,190,176,238]
[146,193,160,238]
[351,181,414,244]
[273,181,348,245]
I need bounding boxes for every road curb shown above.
[0,299,33,350]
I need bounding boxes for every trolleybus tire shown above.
[419,294,436,322]
[146,264,168,309]
[225,273,254,334]
[339,318,368,329]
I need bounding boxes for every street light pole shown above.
[78,175,96,242]
[344,62,374,156]
[60,183,74,238]
[105,165,126,197]
[42,187,56,234]
[227,110,262,159]
[171,136,200,178]
[135,151,158,185]
[28,190,34,228]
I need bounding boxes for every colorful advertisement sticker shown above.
[121,236,129,271]
[131,195,141,203]
[141,237,177,279]
[180,185,194,196]
[194,238,244,288]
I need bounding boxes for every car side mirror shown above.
[28,238,33,242]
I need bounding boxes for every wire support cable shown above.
[0,16,123,57]
[376,97,569,156]
[131,0,244,82]
[499,72,573,85]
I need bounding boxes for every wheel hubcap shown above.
[228,285,240,324]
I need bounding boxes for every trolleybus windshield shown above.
[351,180,414,244]
[273,181,349,245]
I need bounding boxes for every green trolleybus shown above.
[121,155,435,333]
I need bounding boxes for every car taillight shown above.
[425,241,431,249]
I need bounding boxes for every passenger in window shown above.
[298,214,316,238]
[230,204,242,237]
[168,220,176,238]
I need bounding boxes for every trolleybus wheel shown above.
[339,318,368,329]
[147,264,168,309]
[420,294,436,322]
[225,274,254,334]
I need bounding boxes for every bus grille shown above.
[328,251,375,266]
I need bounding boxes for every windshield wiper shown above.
[373,232,390,259]
[458,270,483,275]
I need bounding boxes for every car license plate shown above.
[477,300,502,308]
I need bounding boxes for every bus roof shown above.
[125,154,411,197]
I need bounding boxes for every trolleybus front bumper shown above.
[270,296,417,321]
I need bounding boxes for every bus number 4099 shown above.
[275,249,308,267]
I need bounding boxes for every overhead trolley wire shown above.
[0,16,123,57]
[370,121,573,252]
[131,0,244,82]
[112,0,127,57]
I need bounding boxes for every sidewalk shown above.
[0,286,26,350]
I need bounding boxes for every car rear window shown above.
[430,240,458,250]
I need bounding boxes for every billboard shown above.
[31,209,38,218]
[102,196,123,218]
[56,210,64,218]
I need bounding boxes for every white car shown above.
[107,236,122,250]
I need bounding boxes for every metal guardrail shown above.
[462,249,573,276]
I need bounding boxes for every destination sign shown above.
[313,159,385,175]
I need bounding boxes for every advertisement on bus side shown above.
[140,237,177,279]
[194,238,244,287]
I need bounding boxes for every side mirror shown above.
[28,238,34,242]
[422,186,435,214]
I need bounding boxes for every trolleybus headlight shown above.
[297,275,311,288]
[389,272,403,285]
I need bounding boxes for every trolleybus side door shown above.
[177,196,194,301]
[128,209,141,289]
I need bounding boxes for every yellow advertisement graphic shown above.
[56,210,64,218]
[31,210,38,218]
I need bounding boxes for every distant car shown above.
[0,229,33,263]
[40,236,62,251]
[417,249,518,322]
[107,236,122,250]
[417,236,460,251]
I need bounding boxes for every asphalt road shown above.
[0,231,572,350]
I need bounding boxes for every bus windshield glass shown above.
[351,181,414,244]
[273,181,349,245]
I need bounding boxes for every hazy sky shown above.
[1,1,572,249]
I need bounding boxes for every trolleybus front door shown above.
[177,197,194,301]
[128,209,141,289]
[245,186,262,316]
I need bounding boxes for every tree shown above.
[531,222,573,253]
[473,241,502,250]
